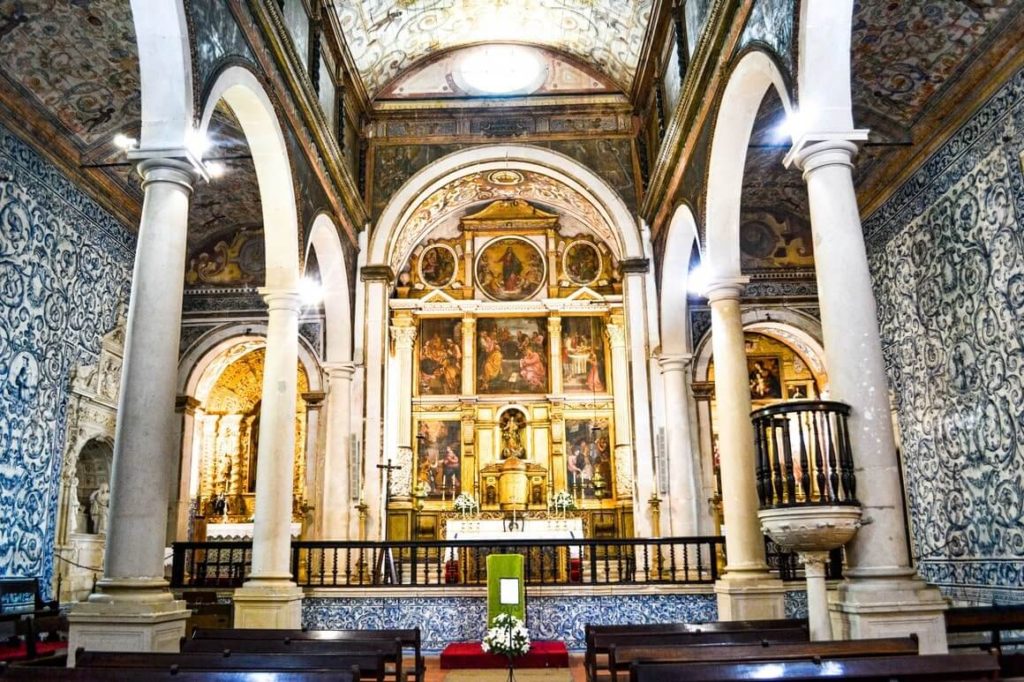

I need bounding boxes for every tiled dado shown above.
[302,587,802,651]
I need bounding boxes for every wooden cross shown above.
[377,459,401,504]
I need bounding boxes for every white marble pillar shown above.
[68,158,195,663]
[605,320,634,503]
[790,140,947,650]
[301,391,325,537]
[621,264,658,538]
[548,316,563,395]
[461,317,476,396]
[705,278,784,620]
[658,354,701,537]
[390,319,416,499]
[233,289,304,629]
[323,362,355,539]
[169,395,200,542]
[359,266,393,539]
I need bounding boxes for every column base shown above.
[232,579,304,629]
[67,581,188,667]
[714,575,787,621]
[831,572,949,653]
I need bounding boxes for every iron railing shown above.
[170,537,723,589]
[751,400,858,510]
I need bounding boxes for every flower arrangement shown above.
[453,492,479,516]
[548,490,576,514]
[481,613,531,658]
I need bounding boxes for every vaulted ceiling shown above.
[329,0,655,97]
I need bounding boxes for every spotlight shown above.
[113,133,138,151]
[687,264,709,296]
[299,277,323,306]
[205,161,226,179]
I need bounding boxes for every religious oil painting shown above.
[416,419,462,500]
[475,236,546,301]
[563,240,602,285]
[565,419,612,499]
[786,380,815,400]
[561,317,606,393]
[748,356,783,400]
[418,243,457,288]
[476,317,548,394]
[418,318,463,395]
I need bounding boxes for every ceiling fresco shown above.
[390,168,617,272]
[0,0,140,147]
[329,0,654,97]
[850,0,1018,130]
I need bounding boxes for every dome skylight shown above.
[456,45,546,96]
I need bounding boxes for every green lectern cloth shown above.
[486,553,525,625]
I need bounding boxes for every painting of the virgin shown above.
[475,237,546,301]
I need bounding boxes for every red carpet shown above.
[441,640,569,669]
[0,640,67,662]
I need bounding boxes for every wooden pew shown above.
[1,664,357,681]
[607,636,919,682]
[588,624,809,682]
[946,603,1024,678]
[75,650,383,682]
[0,578,61,661]
[190,628,424,682]
[182,637,404,682]
[629,652,1001,682]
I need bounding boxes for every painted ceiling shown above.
[329,0,654,97]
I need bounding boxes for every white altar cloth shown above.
[445,518,584,559]
[206,522,302,541]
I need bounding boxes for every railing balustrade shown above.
[170,536,722,589]
[751,400,859,509]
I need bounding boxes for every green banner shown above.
[486,553,525,625]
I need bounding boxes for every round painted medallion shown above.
[418,244,457,288]
[563,240,602,285]
[475,236,546,301]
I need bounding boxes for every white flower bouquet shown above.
[453,492,479,516]
[548,490,576,513]
[481,613,531,658]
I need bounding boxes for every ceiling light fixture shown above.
[113,133,138,151]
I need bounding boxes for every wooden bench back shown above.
[608,636,919,682]
[0,578,56,614]
[181,637,402,680]
[629,652,1001,682]
[75,650,383,682]
[1,665,356,681]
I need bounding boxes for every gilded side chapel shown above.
[1,0,1023,663]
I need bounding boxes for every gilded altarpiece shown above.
[393,199,629,540]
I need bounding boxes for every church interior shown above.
[1,0,1024,675]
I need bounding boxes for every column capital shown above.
[324,361,357,380]
[391,324,417,347]
[703,276,748,303]
[605,322,626,348]
[302,391,326,408]
[134,157,199,194]
[619,258,650,274]
[657,353,693,373]
[175,395,201,414]
[258,288,303,312]
[785,138,863,175]
[361,264,394,283]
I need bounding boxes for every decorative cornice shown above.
[360,264,395,283]
[620,257,651,274]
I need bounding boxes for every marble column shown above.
[790,140,947,651]
[605,319,634,503]
[323,362,356,539]
[705,277,784,620]
[169,396,200,543]
[461,316,476,396]
[620,264,658,538]
[233,289,304,629]
[301,391,325,537]
[548,315,563,395]
[390,318,416,500]
[359,266,393,540]
[68,158,195,663]
[658,354,701,537]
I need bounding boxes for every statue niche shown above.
[499,408,527,459]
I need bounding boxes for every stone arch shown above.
[796,0,856,134]
[129,0,194,151]
[198,66,300,290]
[306,214,352,363]
[704,50,794,278]
[659,203,701,356]
[369,144,644,273]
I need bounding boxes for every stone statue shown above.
[67,475,80,535]
[500,410,526,459]
[89,483,110,534]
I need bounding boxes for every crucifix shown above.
[377,459,401,507]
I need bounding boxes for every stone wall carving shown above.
[0,123,134,596]
[865,64,1024,604]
